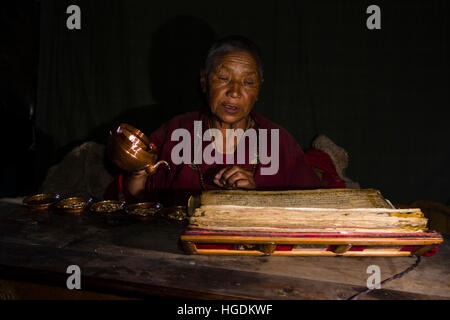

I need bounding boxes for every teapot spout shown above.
[145,160,170,175]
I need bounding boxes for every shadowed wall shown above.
[34,0,449,204]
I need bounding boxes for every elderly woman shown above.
[105,36,343,205]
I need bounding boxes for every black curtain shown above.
[35,0,449,204]
[0,1,40,196]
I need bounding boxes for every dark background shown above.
[1,0,449,205]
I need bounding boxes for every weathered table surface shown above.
[0,202,449,300]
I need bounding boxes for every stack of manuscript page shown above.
[187,189,428,234]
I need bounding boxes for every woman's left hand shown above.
[213,166,256,190]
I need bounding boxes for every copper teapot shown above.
[107,123,170,175]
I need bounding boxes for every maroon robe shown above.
[105,110,327,206]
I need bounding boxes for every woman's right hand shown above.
[126,169,149,199]
[129,169,148,178]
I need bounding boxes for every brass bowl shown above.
[23,193,61,211]
[90,200,125,214]
[124,202,162,218]
[107,123,158,172]
[160,206,188,224]
[55,197,92,214]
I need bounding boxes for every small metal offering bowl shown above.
[90,200,125,214]
[124,202,162,218]
[23,193,61,211]
[55,197,92,214]
[160,206,188,224]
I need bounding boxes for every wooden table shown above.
[0,202,449,300]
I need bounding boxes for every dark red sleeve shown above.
[282,132,323,189]
[304,149,346,188]
[103,172,146,203]
[103,175,120,200]
[254,127,322,190]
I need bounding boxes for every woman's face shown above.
[202,50,263,127]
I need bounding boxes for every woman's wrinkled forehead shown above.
[213,51,260,77]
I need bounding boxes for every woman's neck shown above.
[210,116,250,131]
[208,114,253,154]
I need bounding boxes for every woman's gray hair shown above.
[204,35,263,79]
